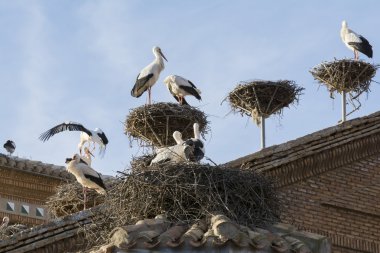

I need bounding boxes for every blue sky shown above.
[1,1,379,175]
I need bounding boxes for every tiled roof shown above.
[0,208,94,253]
[0,154,73,180]
[93,214,330,253]
[0,208,330,253]
[226,111,380,187]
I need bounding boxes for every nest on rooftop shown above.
[125,102,209,147]
[0,224,29,240]
[46,181,110,218]
[225,80,304,125]
[80,157,281,250]
[310,59,378,115]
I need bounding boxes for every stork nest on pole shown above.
[80,157,281,250]
[310,59,378,115]
[224,80,304,125]
[125,102,209,147]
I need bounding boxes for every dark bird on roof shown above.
[65,154,106,210]
[131,46,168,104]
[3,140,15,156]
[39,121,109,157]
[341,20,373,60]
[164,75,202,105]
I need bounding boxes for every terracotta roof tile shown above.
[0,206,330,253]
[0,154,73,180]
[94,214,329,253]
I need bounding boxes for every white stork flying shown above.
[183,123,205,162]
[65,154,106,210]
[341,20,373,60]
[131,46,168,104]
[164,75,202,105]
[3,140,16,156]
[39,122,109,157]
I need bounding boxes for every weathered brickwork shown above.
[279,153,380,253]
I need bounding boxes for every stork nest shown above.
[0,224,29,240]
[46,180,113,218]
[225,80,304,125]
[310,59,378,115]
[80,157,281,250]
[125,102,209,147]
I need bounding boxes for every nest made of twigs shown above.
[81,158,281,250]
[310,59,378,95]
[225,80,304,125]
[46,179,114,218]
[125,102,209,147]
[310,59,378,115]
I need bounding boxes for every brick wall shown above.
[279,153,380,253]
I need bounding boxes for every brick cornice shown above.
[225,111,380,187]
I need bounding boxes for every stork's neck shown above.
[154,52,165,70]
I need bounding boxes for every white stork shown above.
[65,154,106,209]
[3,140,15,156]
[183,123,205,162]
[341,20,373,60]
[131,46,168,104]
[81,147,94,166]
[164,75,202,105]
[39,121,109,157]
[150,131,189,165]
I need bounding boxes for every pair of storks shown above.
[131,46,202,106]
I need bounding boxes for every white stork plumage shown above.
[164,75,202,105]
[65,154,106,210]
[150,131,189,165]
[341,20,373,60]
[3,140,15,156]
[131,46,168,104]
[183,123,205,162]
[39,121,109,157]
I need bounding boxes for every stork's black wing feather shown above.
[97,132,109,145]
[167,83,189,105]
[348,35,373,58]
[131,73,154,98]
[84,173,107,190]
[180,83,202,100]
[39,122,92,142]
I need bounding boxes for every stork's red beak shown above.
[160,51,168,62]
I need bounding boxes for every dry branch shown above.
[125,102,209,147]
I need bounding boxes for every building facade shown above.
[0,154,73,225]
[227,111,380,253]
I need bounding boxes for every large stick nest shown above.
[310,59,378,115]
[225,80,304,125]
[46,179,115,218]
[125,102,209,147]
[81,157,281,250]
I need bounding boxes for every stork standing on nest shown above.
[39,122,109,157]
[3,140,15,156]
[131,46,168,104]
[164,75,202,105]
[340,20,373,60]
[65,154,106,210]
